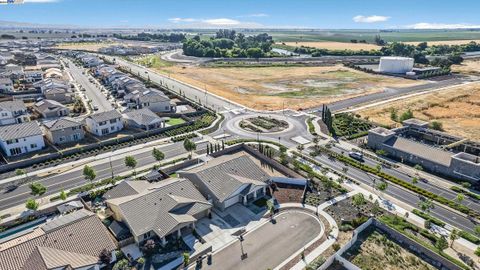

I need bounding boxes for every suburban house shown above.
[0,77,13,92]
[23,70,43,83]
[33,99,70,118]
[44,87,74,104]
[34,78,69,93]
[44,67,64,79]
[0,100,30,126]
[0,210,118,270]
[180,152,275,211]
[0,121,45,157]
[84,109,124,137]
[124,88,174,113]
[4,63,23,73]
[122,108,166,131]
[105,179,212,245]
[42,117,85,145]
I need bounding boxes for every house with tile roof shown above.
[180,152,278,211]
[105,179,211,245]
[0,209,117,270]
[124,88,174,113]
[33,99,70,119]
[0,121,45,157]
[42,117,85,145]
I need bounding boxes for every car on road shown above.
[348,151,364,161]
[93,105,99,111]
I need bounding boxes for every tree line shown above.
[182,29,275,58]
[113,32,186,43]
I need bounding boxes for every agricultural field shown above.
[137,56,425,110]
[345,230,436,270]
[282,41,381,51]
[358,82,480,141]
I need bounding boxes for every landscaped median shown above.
[315,146,480,220]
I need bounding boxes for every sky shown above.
[1,0,480,29]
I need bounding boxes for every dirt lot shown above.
[56,42,120,52]
[452,59,480,75]
[346,230,436,270]
[146,60,424,110]
[283,41,381,51]
[358,82,480,140]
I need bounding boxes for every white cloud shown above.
[408,22,480,29]
[353,15,390,23]
[203,18,240,26]
[166,17,262,28]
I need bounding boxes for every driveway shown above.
[198,210,323,270]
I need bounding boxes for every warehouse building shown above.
[378,56,414,74]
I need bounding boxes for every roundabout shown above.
[237,115,292,134]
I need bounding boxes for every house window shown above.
[6,139,18,145]
[30,143,37,149]
[101,128,109,135]
[109,119,117,124]
[110,126,115,131]
[59,136,65,142]
[9,147,22,156]
[99,121,106,126]
[72,133,80,140]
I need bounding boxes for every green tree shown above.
[456,194,464,204]
[375,164,382,173]
[25,198,39,211]
[399,109,414,122]
[435,236,448,251]
[450,229,459,248]
[430,121,444,131]
[389,108,398,122]
[15,168,28,184]
[183,138,196,153]
[412,177,418,184]
[352,193,366,209]
[29,182,46,196]
[297,144,304,152]
[59,190,67,201]
[83,165,96,182]
[376,181,388,194]
[418,199,434,213]
[183,252,190,267]
[474,225,480,236]
[125,156,138,176]
[375,149,387,156]
[475,246,480,259]
[152,148,165,165]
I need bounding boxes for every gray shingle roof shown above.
[103,180,152,200]
[183,154,270,202]
[34,99,67,114]
[43,117,81,131]
[123,108,163,126]
[0,210,117,270]
[87,109,122,123]
[0,121,43,141]
[0,100,26,112]
[106,179,211,238]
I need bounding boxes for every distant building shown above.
[378,56,414,74]
[0,121,45,157]
[44,87,74,104]
[124,88,174,113]
[368,119,480,182]
[0,77,13,93]
[84,109,123,136]
[42,117,85,145]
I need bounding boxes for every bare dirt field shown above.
[405,40,480,46]
[451,59,480,75]
[145,60,424,110]
[358,82,480,140]
[283,41,381,51]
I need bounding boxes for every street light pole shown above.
[109,155,114,179]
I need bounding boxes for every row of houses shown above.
[0,100,170,157]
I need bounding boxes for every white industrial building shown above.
[378,56,414,74]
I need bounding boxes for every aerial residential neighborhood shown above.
[0,1,480,270]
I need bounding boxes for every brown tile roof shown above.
[0,210,117,270]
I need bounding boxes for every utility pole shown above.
[109,155,114,179]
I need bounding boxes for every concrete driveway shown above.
[197,210,323,270]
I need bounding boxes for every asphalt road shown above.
[307,150,478,233]
[0,140,207,211]
[199,211,322,270]
[309,76,470,113]
[67,59,113,112]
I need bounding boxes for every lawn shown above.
[135,55,173,69]
[358,81,480,141]
[145,64,424,110]
[166,118,186,126]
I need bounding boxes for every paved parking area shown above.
[197,210,323,270]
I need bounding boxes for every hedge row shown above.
[171,133,197,142]
[306,117,317,136]
[225,139,283,148]
[457,230,480,245]
[411,209,446,227]
[318,146,480,219]
[451,186,480,201]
